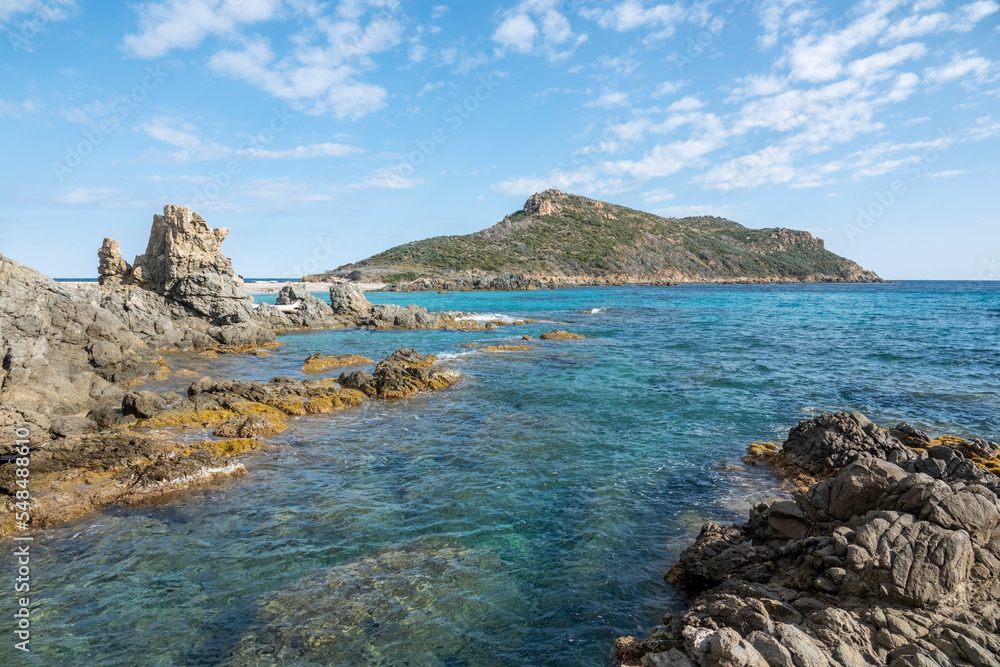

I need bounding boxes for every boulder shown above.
[329,282,372,316]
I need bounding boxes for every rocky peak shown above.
[523,189,568,216]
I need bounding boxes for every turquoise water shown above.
[9,282,1000,666]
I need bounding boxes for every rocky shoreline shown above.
[335,270,884,293]
[616,412,1000,667]
[0,205,540,536]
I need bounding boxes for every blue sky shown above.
[1,0,998,279]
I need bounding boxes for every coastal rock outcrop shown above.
[89,205,274,350]
[338,348,460,398]
[617,413,1000,667]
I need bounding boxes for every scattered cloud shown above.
[0,97,36,117]
[56,187,156,208]
[492,0,587,61]
[584,90,630,107]
[121,0,282,58]
[0,0,75,26]
[924,51,994,84]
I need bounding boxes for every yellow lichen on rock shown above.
[304,389,366,414]
[744,442,780,466]
[302,354,375,374]
[540,329,585,340]
[193,438,263,457]
[481,345,532,352]
[138,409,238,429]
[263,396,309,416]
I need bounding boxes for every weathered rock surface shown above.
[329,282,372,316]
[0,253,158,421]
[338,348,460,398]
[97,238,130,286]
[617,413,1000,667]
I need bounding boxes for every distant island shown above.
[304,190,881,290]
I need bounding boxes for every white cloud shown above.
[431,4,448,19]
[121,0,281,58]
[492,13,537,54]
[584,90,629,107]
[492,0,585,60]
[141,117,203,150]
[927,169,967,177]
[669,95,703,112]
[140,116,363,161]
[417,81,446,96]
[641,187,674,202]
[584,0,685,33]
[924,51,994,83]
[245,177,335,202]
[57,187,154,208]
[492,168,628,197]
[143,174,214,183]
[846,42,927,81]
[881,0,997,42]
[652,80,686,97]
[757,0,815,50]
[346,165,423,190]
[0,0,74,25]
[208,32,394,120]
[0,96,35,117]
[786,1,902,82]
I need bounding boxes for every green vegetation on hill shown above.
[322,190,879,284]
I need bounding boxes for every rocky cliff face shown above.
[617,412,1000,667]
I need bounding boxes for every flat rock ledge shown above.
[616,411,1000,667]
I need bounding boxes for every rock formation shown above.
[91,205,274,350]
[97,238,130,286]
[617,412,1000,667]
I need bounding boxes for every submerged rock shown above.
[226,539,516,667]
[617,412,1000,667]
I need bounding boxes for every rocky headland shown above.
[0,205,532,535]
[616,412,1000,667]
[308,190,882,290]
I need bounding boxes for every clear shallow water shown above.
[8,282,1000,666]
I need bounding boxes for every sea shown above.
[13,282,1000,666]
